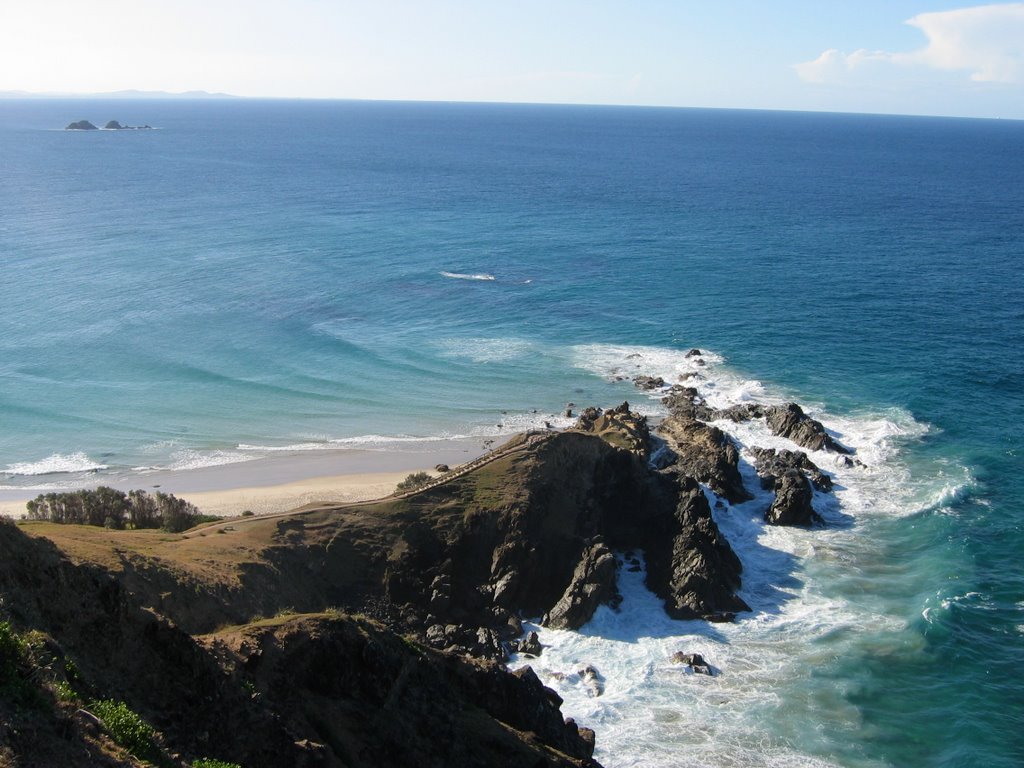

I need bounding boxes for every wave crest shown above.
[3,452,109,476]
[440,271,496,281]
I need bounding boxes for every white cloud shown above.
[907,3,1024,81]
[794,48,897,84]
[796,2,1024,85]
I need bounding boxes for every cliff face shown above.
[0,519,597,768]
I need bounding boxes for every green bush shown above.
[91,699,159,761]
[193,760,242,768]
[53,679,77,703]
[396,471,431,492]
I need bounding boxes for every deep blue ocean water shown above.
[1,99,1022,766]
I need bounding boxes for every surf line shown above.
[440,271,496,281]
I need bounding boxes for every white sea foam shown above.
[434,336,535,363]
[469,411,576,437]
[439,270,496,281]
[163,449,257,472]
[509,554,890,768]
[3,452,109,476]
[571,343,726,389]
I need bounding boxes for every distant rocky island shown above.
[64,119,153,130]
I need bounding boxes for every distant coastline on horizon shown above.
[0,88,239,100]
[2,87,1022,123]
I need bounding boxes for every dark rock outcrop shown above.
[643,477,749,620]
[576,665,605,697]
[352,426,741,643]
[713,402,850,454]
[633,375,666,390]
[658,414,751,504]
[750,447,832,527]
[670,652,713,675]
[661,386,717,422]
[658,381,750,505]
[763,403,851,454]
[510,630,542,657]
[751,447,833,492]
[764,470,820,526]
[543,539,620,630]
[65,120,97,130]
[223,617,599,767]
[572,401,652,456]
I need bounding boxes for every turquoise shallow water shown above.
[1,99,1022,766]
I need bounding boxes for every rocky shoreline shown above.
[0,356,855,767]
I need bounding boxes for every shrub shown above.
[396,471,431,492]
[53,679,77,703]
[91,699,159,761]
[193,760,242,768]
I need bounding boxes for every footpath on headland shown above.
[182,430,553,537]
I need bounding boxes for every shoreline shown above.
[0,437,490,518]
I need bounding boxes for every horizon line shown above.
[1,89,1019,123]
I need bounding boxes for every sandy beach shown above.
[0,438,490,519]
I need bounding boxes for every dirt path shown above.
[183,431,552,538]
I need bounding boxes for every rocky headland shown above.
[0,365,853,767]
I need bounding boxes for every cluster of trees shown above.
[25,487,209,533]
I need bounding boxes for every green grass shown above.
[193,759,242,768]
[52,679,77,703]
[90,698,160,762]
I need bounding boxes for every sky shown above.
[1,1,1022,118]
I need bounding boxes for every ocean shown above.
[1,99,1022,766]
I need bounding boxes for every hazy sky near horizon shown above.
[2,1,1022,118]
